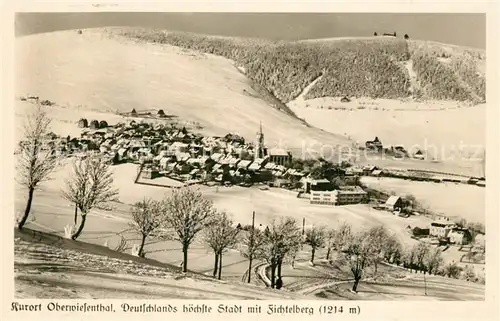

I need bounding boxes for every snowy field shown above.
[360,176,485,224]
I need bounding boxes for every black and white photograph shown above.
[5,9,497,309]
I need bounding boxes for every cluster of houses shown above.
[43,116,375,207]
[55,118,306,188]
[423,217,485,249]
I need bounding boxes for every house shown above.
[271,178,292,188]
[159,157,170,170]
[175,152,190,163]
[336,186,368,205]
[474,234,485,249]
[448,228,470,245]
[237,160,251,170]
[345,166,363,176]
[362,165,377,175]
[268,148,292,166]
[228,157,240,168]
[248,161,262,172]
[117,148,128,161]
[365,137,383,151]
[211,153,224,163]
[302,177,333,193]
[429,217,456,238]
[413,149,425,160]
[212,163,223,173]
[264,162,277,171]
[175,163,191,174]
[385,196,403,211]
[141,167,158,179]
[371,169,383,177]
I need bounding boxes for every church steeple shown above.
[255,121,265,159]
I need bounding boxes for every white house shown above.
[430,217,456,238]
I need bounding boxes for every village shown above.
[36,105,486,253]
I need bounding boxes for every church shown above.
[254,122,292,166]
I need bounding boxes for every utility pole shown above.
[247,211,256,283]
[301,218,306,250]
[424,271,427,296]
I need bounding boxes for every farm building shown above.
[78,118,88,128]
[385,196,403,211]
[448,228,471,245]
[362,165,378,175]
[429,217,456,238]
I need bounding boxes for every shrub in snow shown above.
[64,225,75,239]
[131,244,141,257]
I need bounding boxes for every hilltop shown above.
[15,30,351,159]
[107,28,485,105]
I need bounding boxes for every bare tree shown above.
[403,246,418,272]
[204,211,240,279]
[333,222,352,252]
[365,225,391,274]
[425,247,444,275]
[16,105,58,229]
[278,227,302,279]
[414,242,431,273]
[304,226,327,265]
[61,156,118,240]
[262,217,302,288]
[239,227,267,283]
[161,187,216,273]
[383,235,403,265]
[325,229,336,261]
[343,231,376,292]
[129,198,162,257]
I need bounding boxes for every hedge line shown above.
[107,28,485,104]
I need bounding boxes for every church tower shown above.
[255,121,265,159]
